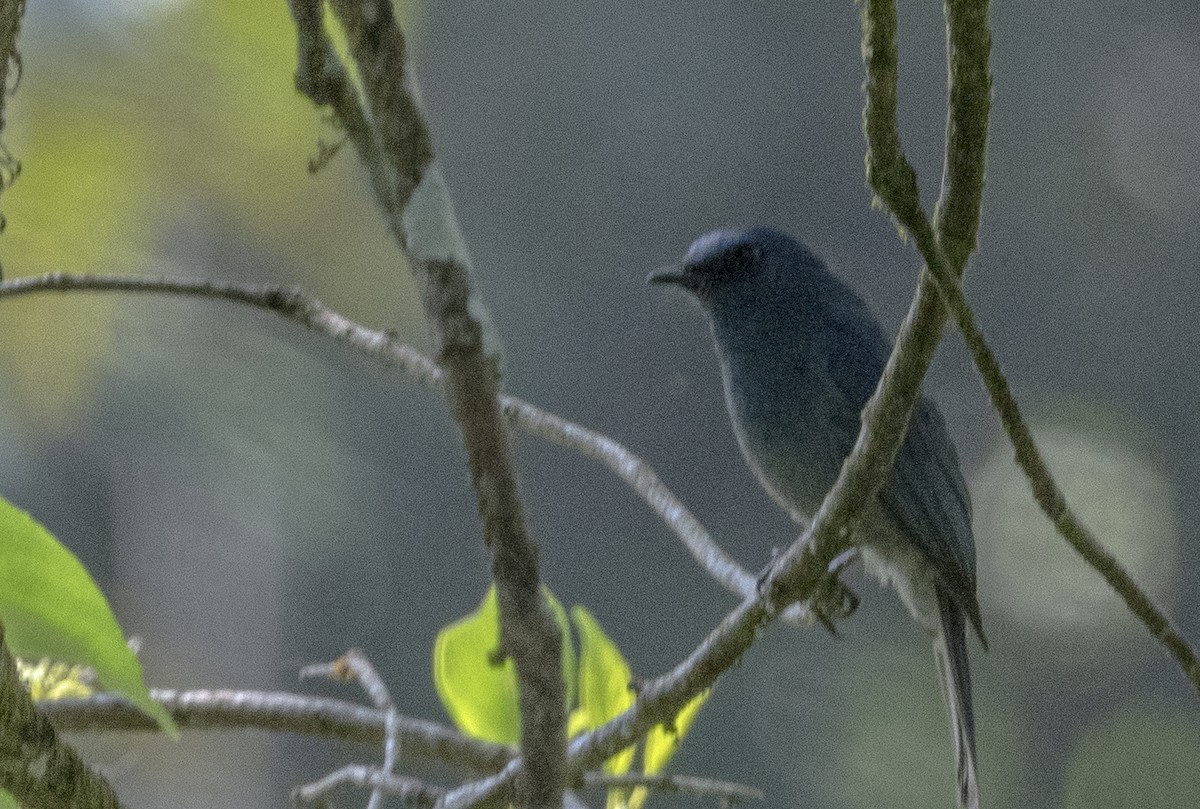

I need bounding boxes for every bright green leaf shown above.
[433,585,576,746]
[573,605,638,809]
[0,497,178,738]
[573,603,638,809]
[643,687,711,774]
[629,688,712,809]
[572,605,635,738]
[433,587,520,745]
[0,788,15,809]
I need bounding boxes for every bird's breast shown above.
[718,348,852,521]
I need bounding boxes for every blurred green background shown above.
[1,0,1198,807]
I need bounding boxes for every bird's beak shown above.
[647,264,692,288]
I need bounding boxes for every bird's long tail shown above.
[935,588,979,809]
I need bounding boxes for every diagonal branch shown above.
[286,2,564,805]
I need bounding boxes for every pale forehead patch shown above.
[683,229,747,265]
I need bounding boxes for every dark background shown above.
[0,0,1197,806]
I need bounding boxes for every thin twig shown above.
[36,688,514,774]
[300,649,395,712]
[581,772,763,803]
[0,271,771,617]
[300,649,401,809]
[293,764,446,808]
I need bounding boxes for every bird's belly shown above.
[726,385,942,632]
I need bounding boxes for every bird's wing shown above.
[819,301,984,641]
[880,399,985,641]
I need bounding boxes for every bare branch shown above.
[300,649,402,809]
[580,772,763,804]
[286,1,567,802]
[863,0,1200,694]
[293,764,446,808]
[0,271,777,618]
[37,688,514,774]
[0,0,23,259]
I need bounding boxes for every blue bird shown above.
[650,226,983,809]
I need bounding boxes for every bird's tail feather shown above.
[935,588,979,809]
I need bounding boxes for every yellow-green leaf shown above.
[573,604,637,809]
[545,587,578,711]
[433,587,520,745]
[433,585,575,745]
[628,688,712,809]
[0,496,178,737]
[643,688,710,774]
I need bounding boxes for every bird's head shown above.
[648,227,824,312]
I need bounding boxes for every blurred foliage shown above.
[17,657,94,701]
[973,405,1179,662]
[0,0,424,432]
[1063,702,1200,809]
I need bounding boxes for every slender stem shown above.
[580,772,763,803]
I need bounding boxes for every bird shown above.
[649,226,983,809]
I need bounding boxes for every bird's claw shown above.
[809,574,859,635]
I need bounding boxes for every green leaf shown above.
[0,497,178,738]
[572,605,636,741]
[628,688,712,809]
[643,688,710,774]
[572,605,637,809]
[0,788,15,809]
[433,585,576,745]
[433,587,520,745]
[544,587,578,711]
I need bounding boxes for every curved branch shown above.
[0,271,766,613]
[930,260,1200,693]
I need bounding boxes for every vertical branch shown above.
[0,632,125,809]
[861,0,1200,694]
[0,0,23,275]
[934,0,991,271]
[0,0,22,131]
[285,2,565,806]
[766,0,963,600]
